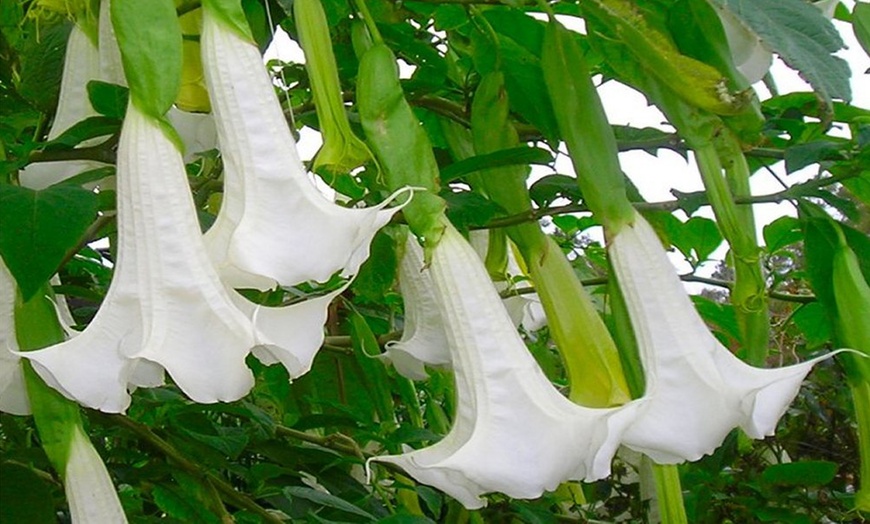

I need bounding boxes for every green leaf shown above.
[352,231,398,304]
[15,22,69,113]
[42,116,120,149]
[783,140,843,173]
[0,462,56,524]
[441,189,503,232]
[791,302,832,349]
[613,125,683,158]
[152,484,222,524]
[0,184,98,300]
[853,2,870,59]
[683,216,723,263]
[692,295,741,344]
[664,216,723,265]
[440,146,553,183]
[111,0,182,118]
[712,0,851,104]
[86,81,129,119]
[842,170,870,207]
[284,486,376,520]
[760,460,838,487]
[529,174,583,208]
[763,215,802,253]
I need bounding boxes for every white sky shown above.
[264,2,869,276]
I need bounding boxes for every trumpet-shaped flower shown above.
[21,103,339,412]
[20,104,255,412]
[0,258,28,415]
[610,212,838,464]
[64,424,128,523]
[200,7,406,291]
[371,222,639,509]
[380,234,450,380]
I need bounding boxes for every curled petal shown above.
[372,223,638,508]
[201,7,405,290]
[610,212,836,463]
[232,284,349,378]
[380,234,450,380]
[714,5,773,84]
[22,105,257,413]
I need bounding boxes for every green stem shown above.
[15,284,82,473]
[351,0,383,44]
[652,463,688,524]
[718,133,770,364]
[461,74,632,406]
[541,19,636,233]
[694,144,768,365]
[851,380,870,514]
[104,414,284,524]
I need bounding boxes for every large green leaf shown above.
[440,146,553,183]
[853,2,870,59]
[760,460,838,487]
[111,0,182,118]
[712,0,851,104]
[0,184,98,300]
[0,462,56,524]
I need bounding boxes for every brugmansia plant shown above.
[0,0,868,522]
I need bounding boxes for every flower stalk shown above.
[468,71,631,407]
[294,0,374,176]
[15,281,127,523]
[830,228,870,513]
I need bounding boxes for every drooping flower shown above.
[370,222,639,509]
[0,258,28,415]
[610,211,839,463]
[200,4,407,291]
[380,233,450,380]
[64,424,129,523]
[20,103,257,412]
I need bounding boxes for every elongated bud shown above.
[832,239,870,381]
[295,0,374,176]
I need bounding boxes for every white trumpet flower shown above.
[610,212,838,464]
[20,104,256,412]
[380,234,450,380]
[200,7,407,291]
[371,222,639,509]
[64,425,128,523]
[0,258,28,415]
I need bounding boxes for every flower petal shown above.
[201,7,405,290]
[19,24,105,190]
[231,284,348,378]
[372,223,638,508]
[64,425,128,523]
[381,234,450,380]
[610,212,833,463]
[23,104,257,413]
[0,259,29,415]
